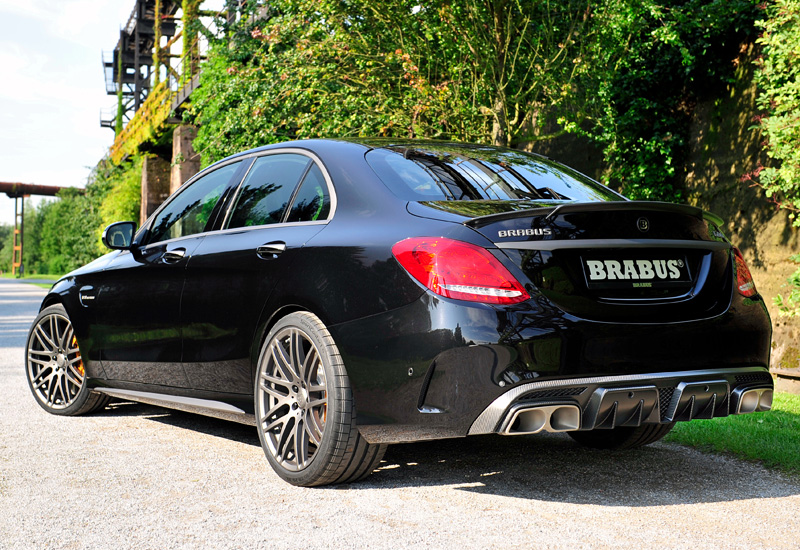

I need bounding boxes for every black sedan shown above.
[25,139,773,486]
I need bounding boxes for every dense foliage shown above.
[192,0,602,159]
[754,0,800,224]
[0,223,12,274]
[585,0,758,200]
[752,0,800,316]
[191,0,756,202]
[95,157,143,239]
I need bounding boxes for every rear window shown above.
[365,145,623,203]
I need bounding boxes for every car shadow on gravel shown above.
[93,402,800,505]
[363,433,800,505]
[96,400,261,447]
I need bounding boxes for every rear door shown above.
[179,150,334,394]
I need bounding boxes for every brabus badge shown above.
[637,217,650,232]
[497,228,553,238]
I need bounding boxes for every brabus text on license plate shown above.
[581,257,691,290]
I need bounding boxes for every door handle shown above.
[257,242,287,259]
[162,248,186,264]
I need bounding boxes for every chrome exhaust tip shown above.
[500,404,581,435]
[734,388,773,414]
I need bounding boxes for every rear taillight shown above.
[392,237,530,305]
[733,247,758,298]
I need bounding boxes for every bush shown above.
[754,0,800,226]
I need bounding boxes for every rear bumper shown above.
[468,366,773,436]
[331,290,771,444]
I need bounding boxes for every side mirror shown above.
[102,221,137,250]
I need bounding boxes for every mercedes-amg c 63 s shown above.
[26,139,773,486]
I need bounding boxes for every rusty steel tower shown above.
[0,183,82,277]
[101,0,182,131]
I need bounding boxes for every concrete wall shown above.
[170,125,201,195]
[682,44,800,371]
[140,155,171,226]
[138,124,201,226]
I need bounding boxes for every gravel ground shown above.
[1,279,799,549]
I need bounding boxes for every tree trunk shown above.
[492,99,508,147]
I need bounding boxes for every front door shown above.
[89,159,244,387]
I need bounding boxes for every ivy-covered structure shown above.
[100,0,181,132]
[100,0,238,223]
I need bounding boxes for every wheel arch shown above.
[249,303,321,382]
[40,292,63,311]
[39,277,79,314]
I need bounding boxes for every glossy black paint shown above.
[39,138,772,443]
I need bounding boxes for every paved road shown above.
[1,280,799,549]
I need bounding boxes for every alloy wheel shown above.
[27,312,85,410]
[256,326,329,471]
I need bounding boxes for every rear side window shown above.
[286,164,331,223]
[227,154,310,228]
[365,146,623,203]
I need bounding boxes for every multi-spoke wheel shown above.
[25,304,109,416]
[255,312,387,486]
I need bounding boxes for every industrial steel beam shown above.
[0,182,83,198]
[1,182,85,276]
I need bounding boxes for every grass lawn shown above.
[0,273,62,280]
[666,391,800,476]
[0,273,61,289]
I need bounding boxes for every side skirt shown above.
[95,388,256,426]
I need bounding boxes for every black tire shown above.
[25,304,110,416]
[254,312,387,487]
[568,423,675,450]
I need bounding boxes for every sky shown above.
[0,0,135,225]
[0,1,162,226]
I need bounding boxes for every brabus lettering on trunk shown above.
[497,228,553,238]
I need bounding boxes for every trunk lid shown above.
[410,200,734,322]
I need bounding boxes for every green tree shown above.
[192,0,608,164]
[37,189,103,275]
[24,199,46,274]
[752,0,800,315]
[0,223,11,274]
[96,156,142,233]
[582,0,758,200]
[192,0,758,205]
[753,0,800,222]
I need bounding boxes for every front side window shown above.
[147,161,242,244]
[227,154,311,228]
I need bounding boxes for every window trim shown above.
[218,148,337,231]
[136,156,250,246]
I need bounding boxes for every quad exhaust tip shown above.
[736,388,773,414]
[501,404,581,435]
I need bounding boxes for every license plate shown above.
[581,255,692,290]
